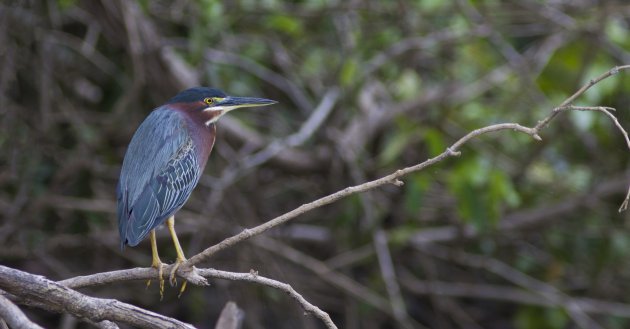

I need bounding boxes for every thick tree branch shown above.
[58,267,336,329]
[0,266,194,329]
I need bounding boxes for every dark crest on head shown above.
[166,87,226,104]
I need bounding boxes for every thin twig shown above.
[557,105,630,150]
[175,66,630,272]
[197,269,337,329]
[251,236,392,314]
[181,122,540,270]
[373,229,414,329]
[621,186,630,212]
[535,65,630,132]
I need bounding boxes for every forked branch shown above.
[181,66,630,271]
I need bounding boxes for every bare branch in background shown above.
[373,229,415,329]
[399,272,630,318]
[204,49,313,113]
[206,88,340,209]
[214,302,243,329]
[414,245,604,329]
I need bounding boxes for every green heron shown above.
[117,87,276,295]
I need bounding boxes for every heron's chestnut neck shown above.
[168,101,217,168]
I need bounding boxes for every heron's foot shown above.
[169,257,185,285]
[146,260,166,300]
[178,281,188,298]
[169,257,189,297]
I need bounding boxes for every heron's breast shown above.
[188,121,216,170]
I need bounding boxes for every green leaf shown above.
[389,225,418,246]
[404,174,430,215]
[340,59,359,87]
[266,15,304,36]
[378,130,414,166]
[393,69,422,100]
[489,170,520,208]
[612,231,630,260]
[545,308,569,329]
[515,306,568,329]
[447,158,517,229]
[57,0,78,10]
[423,128,446,157]
[607,19,629,46]
[414,0,446,12]
[198,0,224,23]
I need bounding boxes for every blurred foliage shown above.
[2,0,630,328]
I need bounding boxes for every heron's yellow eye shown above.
[204,97,213,105]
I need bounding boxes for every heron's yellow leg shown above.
[146,229,165,299]
[167,216,188,295]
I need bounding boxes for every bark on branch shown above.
[0,266,194,329]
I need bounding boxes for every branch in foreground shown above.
[0,293,44,329]
[58,267,337,329]
[0,266,194,329]
[197,269,337,329]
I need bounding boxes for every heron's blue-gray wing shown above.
[117,108,202,248]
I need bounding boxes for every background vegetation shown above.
[2,0,630,328]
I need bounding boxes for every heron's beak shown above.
[217,96,277,111]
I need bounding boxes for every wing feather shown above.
[117,108,202,248]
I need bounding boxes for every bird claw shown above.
[169,261,181,286]
[178,281,188,298]
[147,262,165,300]
[169,258,189,297]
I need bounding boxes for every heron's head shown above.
[167,87,277,126]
